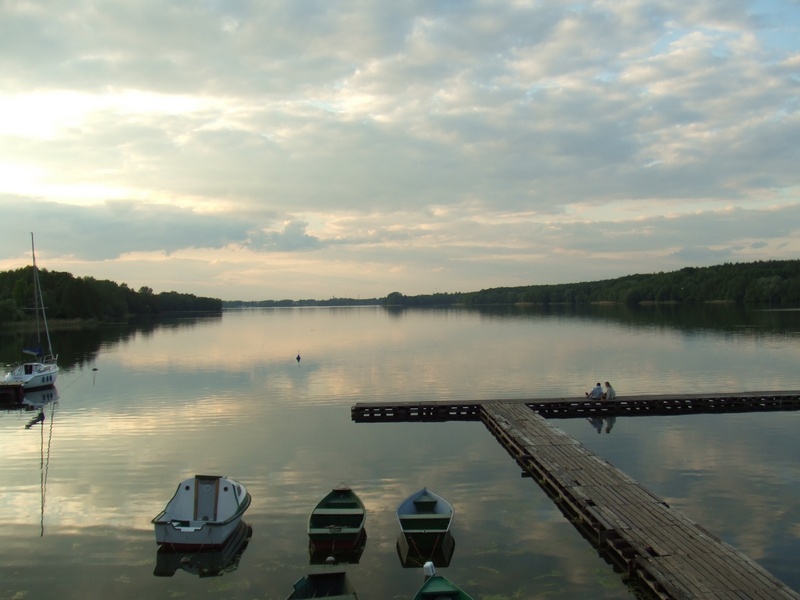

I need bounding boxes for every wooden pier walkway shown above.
[481,402,799,599]
[350,391,800,421]
[351,393,800,599]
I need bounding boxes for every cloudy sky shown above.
[1,1,798,301]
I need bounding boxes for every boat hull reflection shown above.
[22,388,59,429]
[287,569,358,599]
[309,528,367,565]
[396,532,455,568]
[154,521,252,578]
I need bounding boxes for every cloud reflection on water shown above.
[1,307,799,597]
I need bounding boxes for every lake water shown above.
[1,304,799,599]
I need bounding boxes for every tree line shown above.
[0,266,222,325]
[384,260,800,307]
[224,297,384,308]
[3,259,797,324]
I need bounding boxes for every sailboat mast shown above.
[30,233,41,346]
[30,233,54,357]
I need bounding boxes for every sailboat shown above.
[2,233,59,390]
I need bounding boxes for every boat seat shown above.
[328,498,359,507]
[413,496,439,512]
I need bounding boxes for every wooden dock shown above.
[0,382,26,404]
[481,402,799,599]
[351,391,800,422]
[350,393,800,599]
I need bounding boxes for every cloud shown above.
[0,1,798,299]
[255,220,321,251]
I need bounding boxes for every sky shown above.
[1,1,799,302]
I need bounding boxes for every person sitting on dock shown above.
[586,383,603,399]
[602,381,616,401]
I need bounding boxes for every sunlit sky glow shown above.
[1,1,798,301]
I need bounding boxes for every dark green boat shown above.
[307,483,366,553]
[286,570,358,599]
[413,561,473,600]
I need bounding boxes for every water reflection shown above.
[23,387,59,408]
[0,313,222,372]
[287,568,358,599]
[0,385,58,415]
[1,308,798,598]
[24,410,45,428]
[16,388,59,538]
[23,388,58,428]
[470,303,800,337]
[587,415,616,434]
[153,520,252,578]
[1,304,794,378]
[396,532,455,568]
[309,529,367,565]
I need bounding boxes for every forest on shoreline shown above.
[455,259,800,307]
[226,260,800,308]
[0,266,221,325]
[1,259,798,325]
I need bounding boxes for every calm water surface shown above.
[1,305,799,599]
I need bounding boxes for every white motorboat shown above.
[152,475,251,550]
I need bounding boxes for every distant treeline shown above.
[3,259,797,325]
[382,261,799,307]
[224,297,384,308]
[223,261,800,309]
[456,260,800,307]
[0,266,222,324]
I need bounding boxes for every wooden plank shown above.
[353,392,800,422]
[479,401,800,600]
